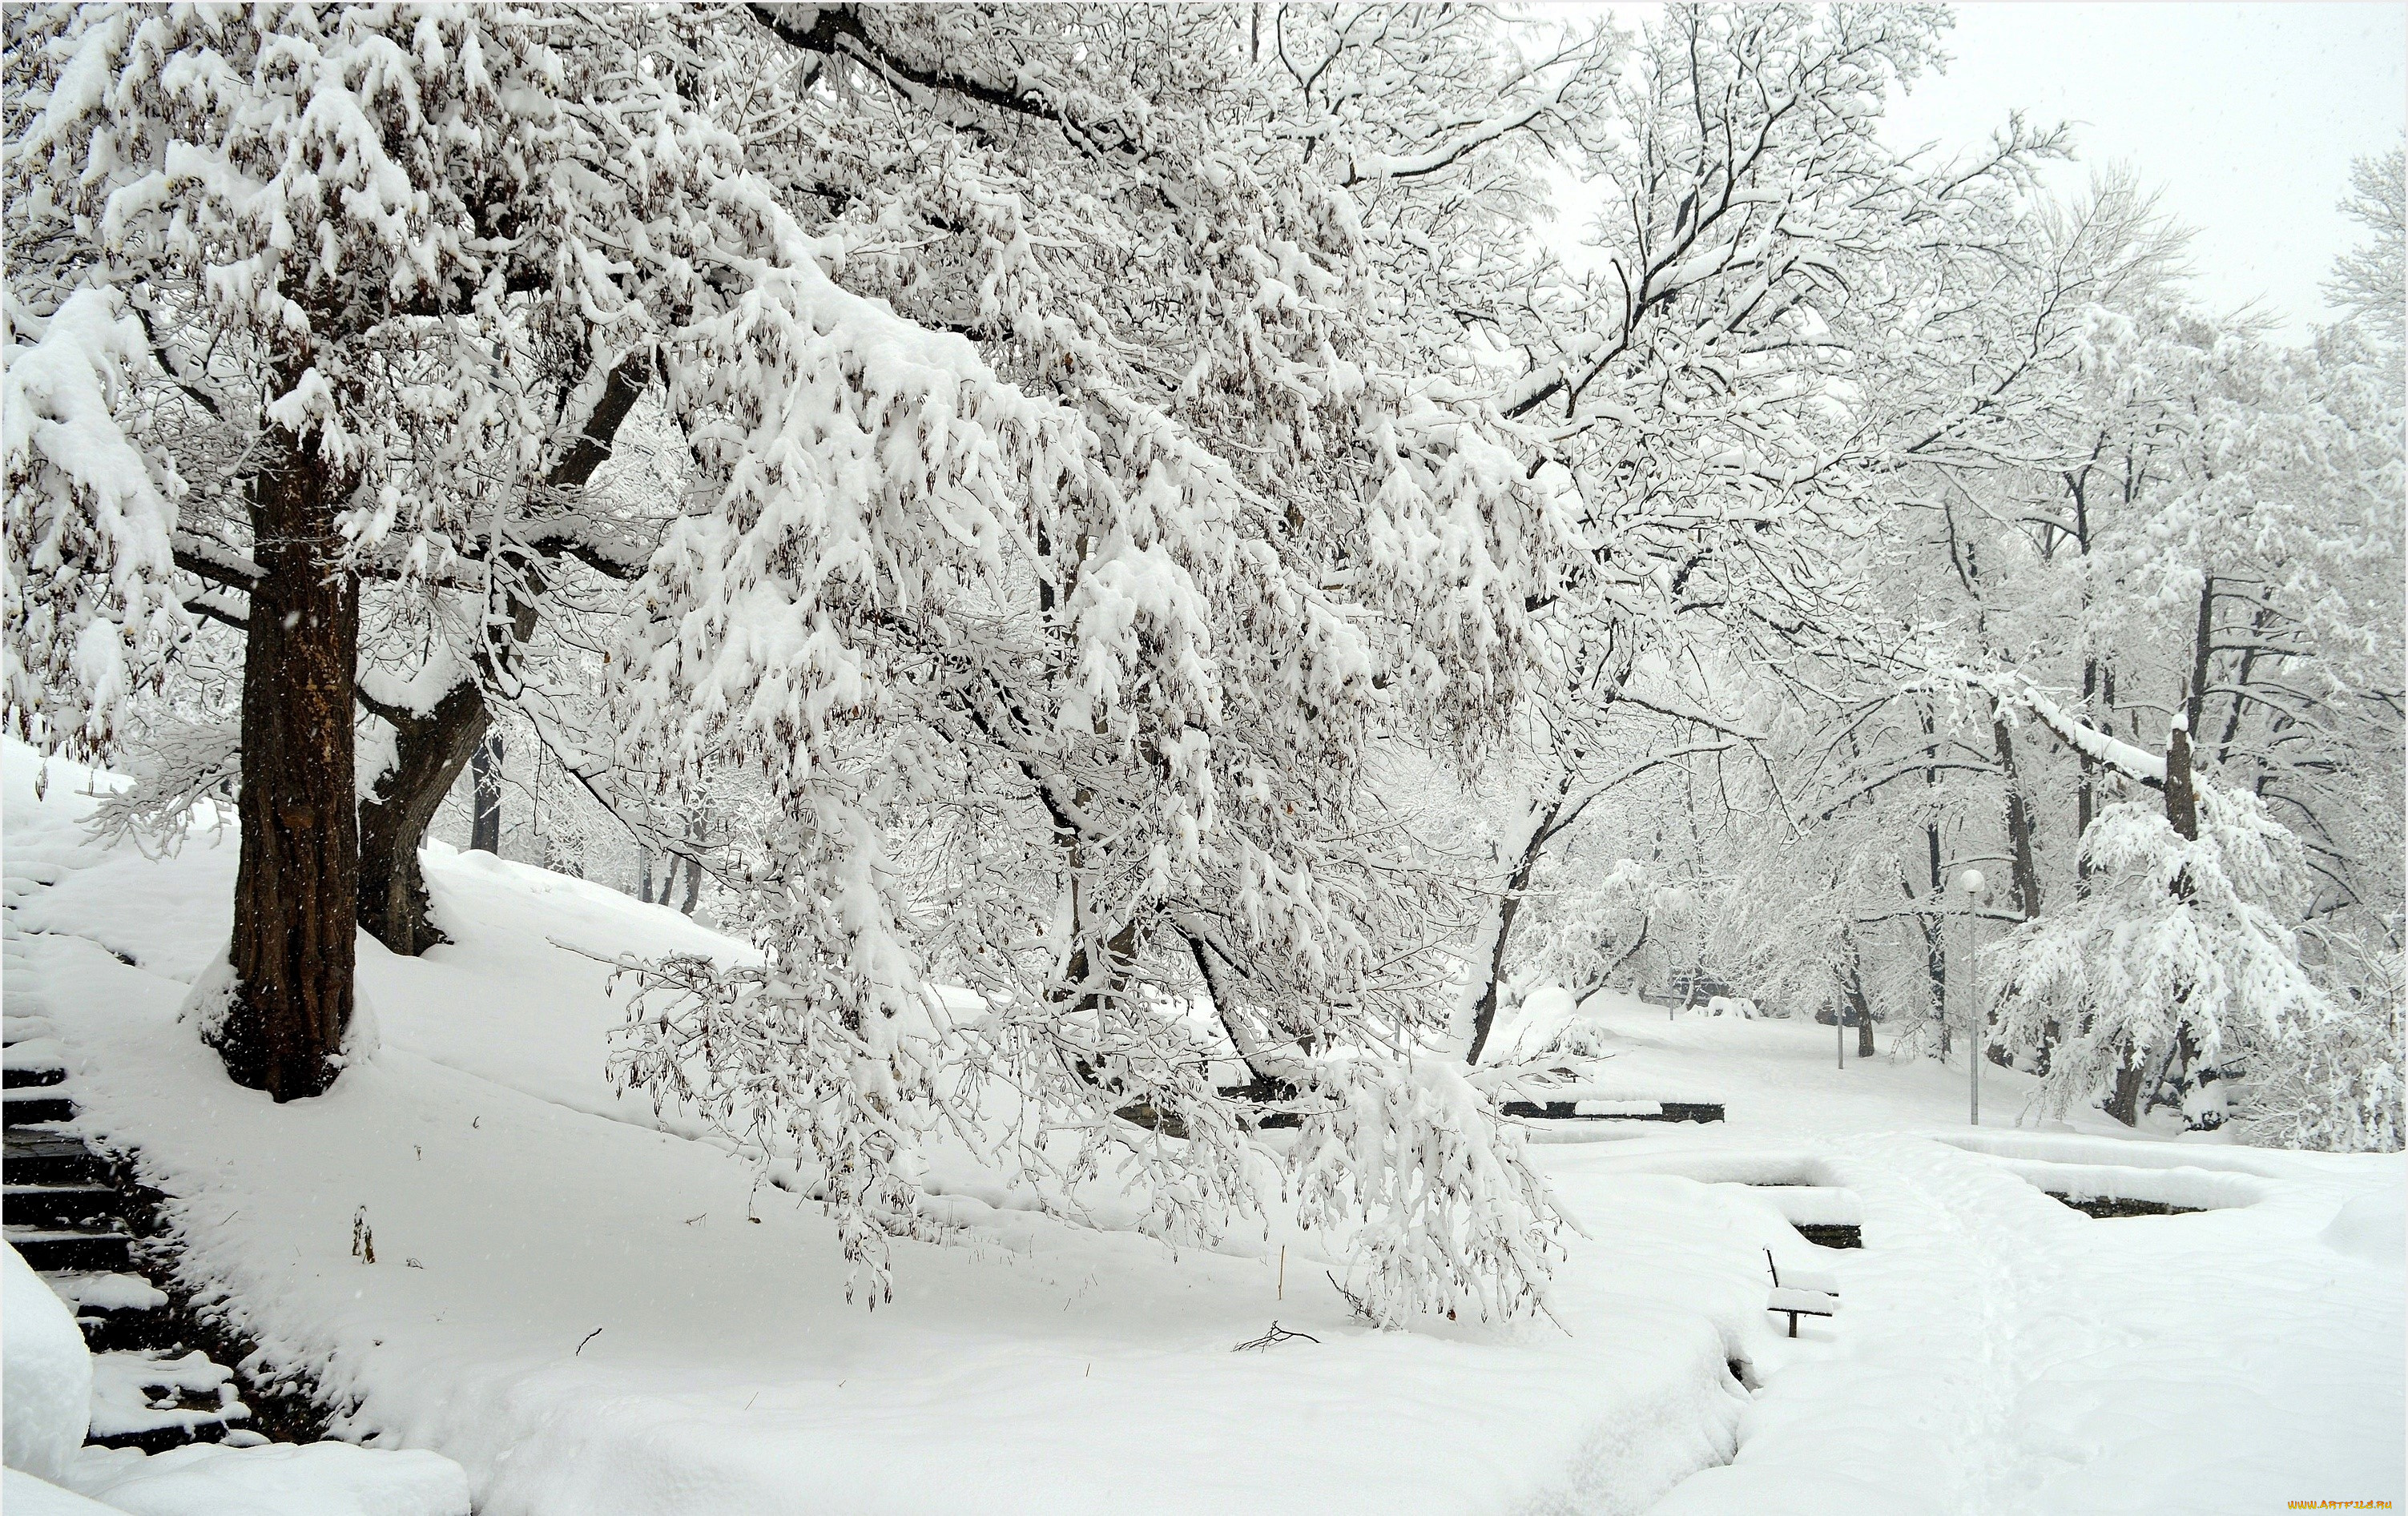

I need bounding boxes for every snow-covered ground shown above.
[6,742,2401,1514]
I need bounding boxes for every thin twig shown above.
[1233,1320,1319,1351]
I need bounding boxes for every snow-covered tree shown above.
[2327,143,2405,345]
[1445,3,2064,1060]
[1986,783,2341,1133]
[593,5,1601,1317]
[8,2,1595,1319]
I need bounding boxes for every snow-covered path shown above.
[1646,1131,2404,1514]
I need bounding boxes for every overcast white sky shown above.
[1883,3,2406,337]
[1553,3,2408,340]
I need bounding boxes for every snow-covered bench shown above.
[1765,1249,1839,1337]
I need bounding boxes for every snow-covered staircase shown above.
[1,1020,259,1453]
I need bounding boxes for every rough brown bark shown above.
[1991,710,2044,921]
[2105,1050,2146,1127]
[469,731,503,852]
[357,682,492,954]
[1842,940,1875,1059]
[1924,822,1950,1060]
[2164,718,2198,842]
[215,427,359,1100]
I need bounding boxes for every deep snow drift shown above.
[4,1241,91,1482]
[4,742,2399,1514]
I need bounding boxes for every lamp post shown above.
[1960,868,1984,1126]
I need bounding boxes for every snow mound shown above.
[2321,1188,2406,1269]
[3,1467,121,1514]
[4,1243,93,1482]
[1589,1148,1845,1188]
[66,1442,471,1516]
[1484,983,1587,1063]
[1935,1128,2289,1177]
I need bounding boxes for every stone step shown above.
[88,1348,251,1454]
[2,1064,65,1089]
[3,1089,76,1125]
[1,1014,57,1047]
[6,1181,122,1228]
[3,1131,105,1184]
[74,1301,184,1353]
[4,1222,133,1272]
[85,1421,244,1456]
[46,1270,178,1353]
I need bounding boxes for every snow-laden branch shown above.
[2016,687,2166,790]
[1616,690,1774,746]
[169,531,262,589]
[747,4,1146,160]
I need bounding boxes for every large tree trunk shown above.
[1991,709,2044,920]
[2164,718,2198,842]
[469,731,503,852]
[356,683,491,954]
[1842,937,1875,1059]
[214,426,359,1100]
[2105,1050,2146,1127]
[1924,821,1950,1060]
[354,353,647,948]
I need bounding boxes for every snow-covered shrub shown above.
[1518,855,1695,1004]
[606,914,944,1308]
[1293,1056,1572,1329]
[1987,785,2343,1133]
[1479,983,1621,1068]
[2234,936,2404,1153]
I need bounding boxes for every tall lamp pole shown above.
[1960,868,1984,1126]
